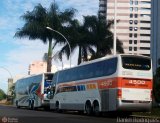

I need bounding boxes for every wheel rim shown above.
[16,101,19,108]
[31,102,34,110]
[56,103,59,112]
[29,101,34,110]
[94,105,99,115]
[85,104,91,115]
[29,102,32,109]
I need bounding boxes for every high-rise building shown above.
[99,0,151,56]
[151,0,160,73]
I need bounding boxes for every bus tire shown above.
[85,101,93,115]
[55,101,62,113]
[29,100,34,110]
[44,106,50,111]
[78,110,84,115]
[93,101,101,116]
[16,101,20,109]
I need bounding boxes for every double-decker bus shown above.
[15,73,54,110]
[49,54,152,115]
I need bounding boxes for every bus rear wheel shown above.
[29,100,34,110]
[93,101,101,116]
[85,102,93,115]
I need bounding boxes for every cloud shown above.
[57,0,98,21]
[0,0,98,92]
[6,39,48,72]
[4,38,78,75]
[0,39,48,93]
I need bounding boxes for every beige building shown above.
[99,0,151,56]
[28,61,57,75]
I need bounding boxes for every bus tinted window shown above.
[58,57,117,83]
[122,56,151,70]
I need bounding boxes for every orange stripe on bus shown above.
[58,77,152,90]
[120,78,152,89]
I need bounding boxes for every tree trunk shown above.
[47,40,52,72]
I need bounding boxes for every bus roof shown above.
[56,54,150,73]
[16,72,54,81]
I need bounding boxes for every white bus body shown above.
[15,73,54,109]
[49,54,152,114]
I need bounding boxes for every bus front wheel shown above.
[55,101,62,113]
[16,101,20,109]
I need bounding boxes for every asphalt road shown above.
[0,105,118,123]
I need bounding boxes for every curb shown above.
[131,115,160,119]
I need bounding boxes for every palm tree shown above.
[15,3,76,72]
[82,15,124,60]
[56,19,96,65]
[57,15,124,65]
[0,89,6,101]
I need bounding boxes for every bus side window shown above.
[103,58,117,76]
[94,62,103,77]
[78,67,84,80]
[70,69,77,81]
[87,65,94,79]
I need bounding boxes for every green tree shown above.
[82,15,124,60]
[15,3,76,72]
[9,84,15,98]
[0,89,6,101]
[57,15,124,65]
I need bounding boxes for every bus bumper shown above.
[116,99,152,112]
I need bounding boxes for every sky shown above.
[0,0,99,93]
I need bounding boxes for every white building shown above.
[99,0,151,56]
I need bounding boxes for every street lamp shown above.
[46,26,71,68]
[0,66,13,79]
[113,0,117,55]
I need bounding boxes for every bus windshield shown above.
[44,74,54,94]
[122,56,151,70]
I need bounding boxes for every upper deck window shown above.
[57,57,118,83]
